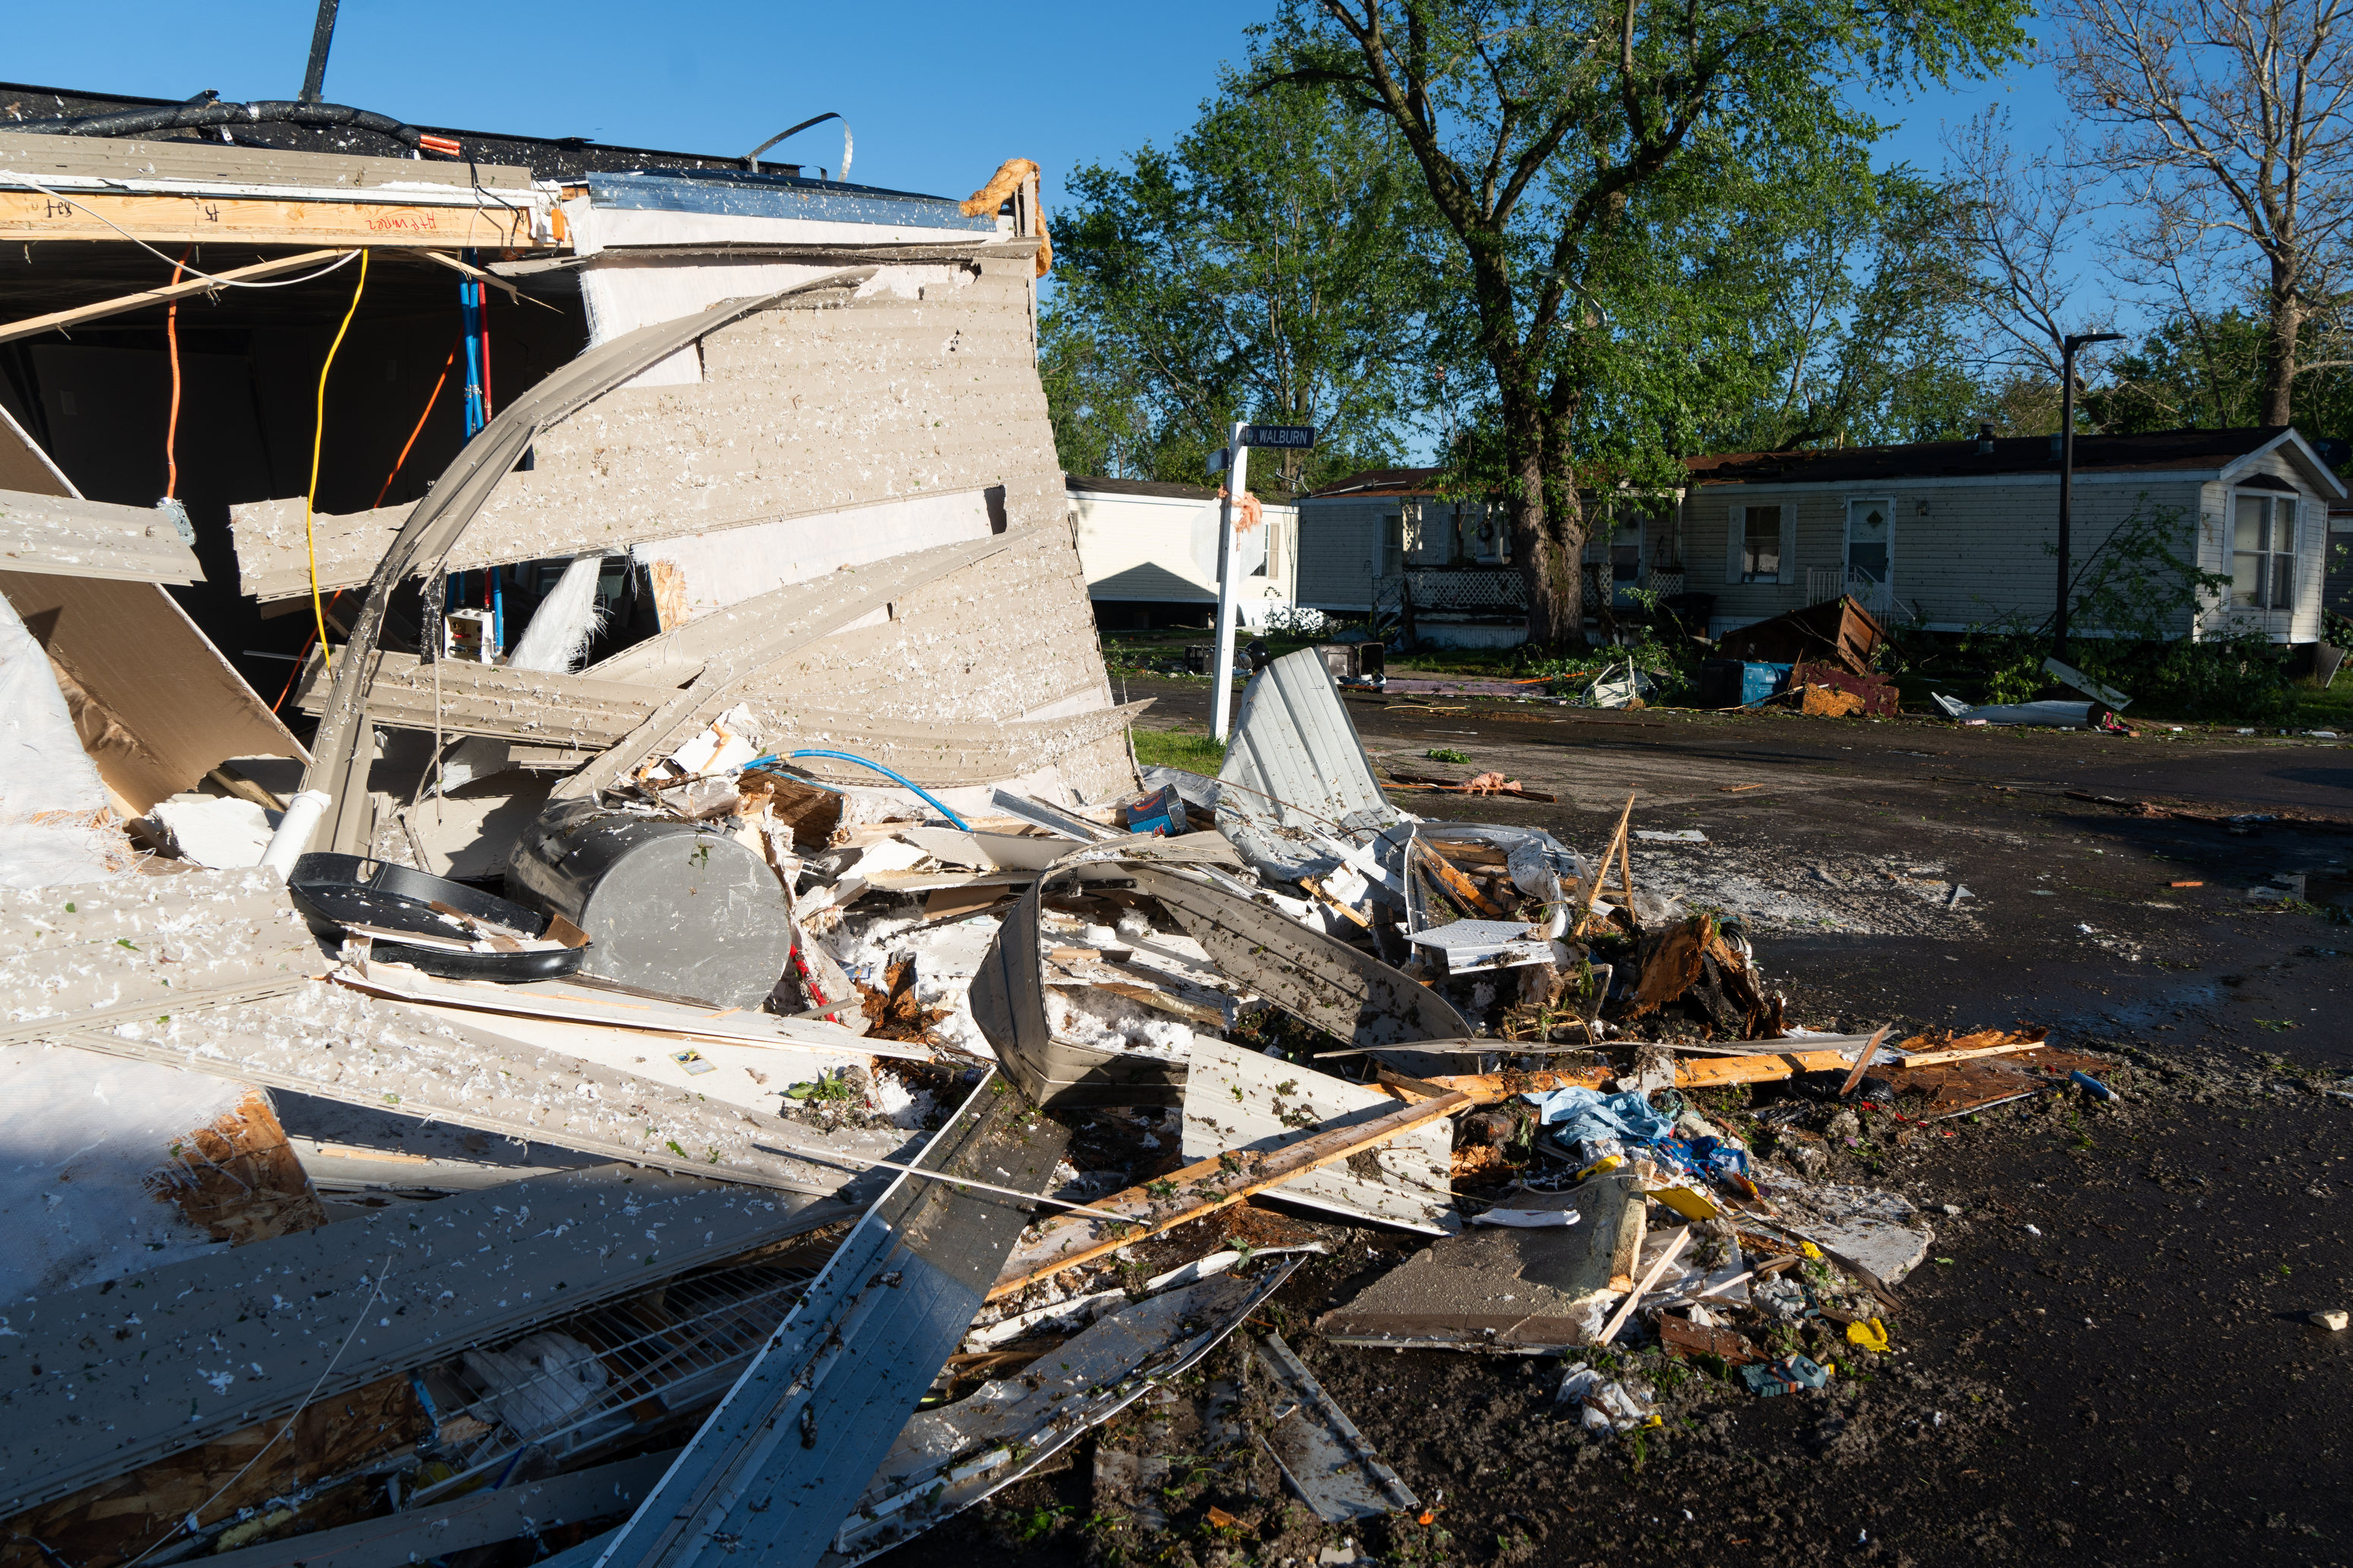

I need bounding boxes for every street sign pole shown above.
[1211,420,1249,742]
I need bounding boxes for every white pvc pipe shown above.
[259,790,332,878]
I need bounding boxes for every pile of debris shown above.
[3,631,2112,1567]
[0,109,2112,1568]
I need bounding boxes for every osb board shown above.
[229,269,1063,598]
[1890,1047,2113,1114]
[0,189,540,250]
[160,1086,330,1246]
[0,573,307,813]
[0,1047,320,1299]
[0,1371,422,1568]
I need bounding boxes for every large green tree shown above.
[1041,65,1449,496]
[1264,0,2028,644]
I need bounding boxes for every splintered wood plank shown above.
[988,1090,1471,1300]
[0,189,543,247]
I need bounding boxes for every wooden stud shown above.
[0,189,544,248]
[0,249,351,345]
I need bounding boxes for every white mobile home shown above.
[1065,475,1299,629]
[1673,426,2347,644]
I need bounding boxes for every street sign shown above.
[1238,423,1316,449]
[1206,447,1230,477]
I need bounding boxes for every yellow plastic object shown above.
[1649,1184,1722,1221]
[1574,1154,1626,1182]
[1846,1317,1890,1353]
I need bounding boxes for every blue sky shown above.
[11,2,2067,223]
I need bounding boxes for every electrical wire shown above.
[270,590,345,712]
[372,339,458,508]
[0,172,364,288]
[304,249,368,669]
[778,749,972,830]
[163,248,186,499]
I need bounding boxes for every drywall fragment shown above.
[149,793,273,867]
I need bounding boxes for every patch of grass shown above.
[1130,728,1227,773]
[1425,746,1473,764]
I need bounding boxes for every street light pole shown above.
[1211,421,1249,742]
[2055,331,2125,658]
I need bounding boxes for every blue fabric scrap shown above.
[1523,1085,1674,1145]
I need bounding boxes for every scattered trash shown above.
[2313,1310,2349,1332]
[1555,1361,1659,1430]
[1740,1354,1832,1396]
[2070,1069,2118,1101]
[1635,829,1709,844]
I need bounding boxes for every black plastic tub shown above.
[288,852,588,982]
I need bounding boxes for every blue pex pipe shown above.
[742,749,974,831]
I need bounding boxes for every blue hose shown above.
[745,748,972,831]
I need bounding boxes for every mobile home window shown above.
[2232,494,2297,610]
[1741,505,1781,582]
[1380,513,1403,575]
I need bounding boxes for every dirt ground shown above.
[884,680,2352,1568]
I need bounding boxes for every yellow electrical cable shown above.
[305,248,369,669]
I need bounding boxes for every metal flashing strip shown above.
[1252,1332,1419,1522]
[824,1264,1300,1565]
[591,1072,1067,1568]
[0,1166,857,1516]
[1217,647,1405,882]
[201,1449,679,1568]
[584,172,994,231]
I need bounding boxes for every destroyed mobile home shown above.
[0,87,2118,1568]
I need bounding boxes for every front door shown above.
[1844,498,1893,592]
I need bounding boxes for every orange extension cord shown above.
[164,249,187,498]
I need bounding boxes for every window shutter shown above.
[1725,504,1747,584]
[1777,504,1798,586]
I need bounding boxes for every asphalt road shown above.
[888,678,2353,1568]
